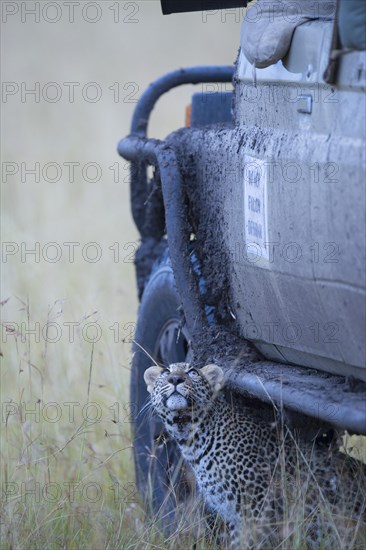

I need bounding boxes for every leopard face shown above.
[144,362,224,421]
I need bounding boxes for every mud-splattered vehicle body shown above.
[118,0,366,518]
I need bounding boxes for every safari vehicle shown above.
[118,0,366,520]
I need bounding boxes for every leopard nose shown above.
[167,374,185,386]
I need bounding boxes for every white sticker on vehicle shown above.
[244,157,269,261]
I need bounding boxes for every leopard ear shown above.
[144,366,164,393]
[200,364,224,392]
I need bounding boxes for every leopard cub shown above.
[145,362,365,549]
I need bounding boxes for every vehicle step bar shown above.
[225,359,366,435]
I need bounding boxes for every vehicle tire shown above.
[130,252,193,524]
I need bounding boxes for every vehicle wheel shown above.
[130,252,193,524]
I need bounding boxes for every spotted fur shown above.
[145,362,366,549]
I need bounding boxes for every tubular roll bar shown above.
[125,66,235,237]
[118,135,208,339]
[130,65,235,137]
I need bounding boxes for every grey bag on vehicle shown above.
[241,0,336,68]
[338,0,366,50]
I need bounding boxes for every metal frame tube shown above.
[127,66,234,236]
[131,66,235,137]
[118,135,208,338]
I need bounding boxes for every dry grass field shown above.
[1,2,243,547]
[1,2,365,548]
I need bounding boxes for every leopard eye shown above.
[161,369,170,376]
[187,369,200,378]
